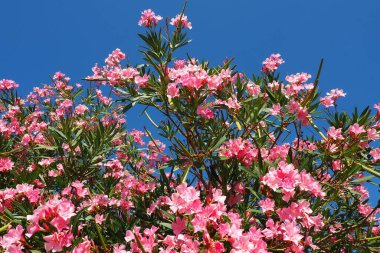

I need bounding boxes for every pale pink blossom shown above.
[138,9,162,27]
[170,14,192,29]
[269,103,281,116]
[261,53,284,73]
[281,220,303,245]
[167,83,179,99]
[327,126,344,141]
[72,237,91,253]
[95,214,105,225]
[0,79,19,90]
[74,104,89,115]
[259,198,275,212]
[370,148,380,161]
[349,123,366,137]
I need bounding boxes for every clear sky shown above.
[1,1,379,202]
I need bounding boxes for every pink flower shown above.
[327,88,346,100]
[218,138,258,167]
[262,162,325,199]
[138,9,162,27]
[0,79,19,90]
[72,181,89,198]
[262,219,280,239]
[72,237,91,253]
[38,158,55,167]
[0,157,13,173]
[113,244,127,253]
[215,97,241,110]
[135,74,149,88]
[174,59,187,69]
[287,100,300,114]
[370,148,380,162]
[246,82,261,96]
[43,231,73,252]
[0,225,24,252]
[95,214,105,225]
[332,160,343,171]
[327,126,344,141]
[60,99,73,108]
[269,103,281,116]
[320,95,334,107]
[261,53,284,73]
[296,108,310,126]
[348,123,365,137]
[96,89,112,105]
[196,105,214,119]
[167,83,179,99]
[286,72,311,85]
[75,104,89,115]
[171,217,186,235]
[374,103,380,116]
[170,14,192,29]
[372,226,380,235]
[27,198,76,237]
[21,134,33,146]
[167,183,202,214]
[357,204,374,219]
[281,220,303,245]
[367,128,379,140]
[259,198,275,212]
[53,72,65,80]
[105,48,125,67]
[320,89,346,108]
[191,215,207,233]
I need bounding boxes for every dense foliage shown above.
[0,5,379,253]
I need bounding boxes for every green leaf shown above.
[352,175,375,183]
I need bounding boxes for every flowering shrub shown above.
[1,4,380,253]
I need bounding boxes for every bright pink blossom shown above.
[171,217,186,235]
[196,105,214,119]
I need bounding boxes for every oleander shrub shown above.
[0,5,379,253]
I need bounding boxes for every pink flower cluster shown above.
[170,14,192,29]
[138,9,163,28]
[0,184,41,212]
[26,198,76,251]
[320,88,346,107]
[0,157,13,173]
[135,183,269,253]
[105,48,126,67]
[0,79,19,91]
[262,161,325,201]
[261,53,284,73]
[218,138,258,167]
[0,225,25,252]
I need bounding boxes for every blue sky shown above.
[1,1,379,202]
[1,0,380,112]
